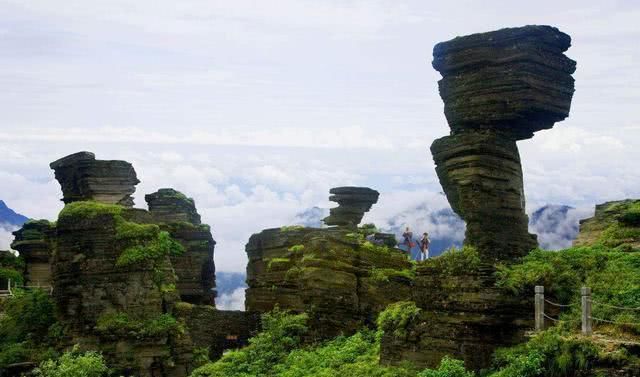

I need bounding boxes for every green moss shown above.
[287,244,305,253]
[599,222,640,249]
[116,231,185,267]
[58,201,123,221]
[267,258,291,270]
[422,246,480,275]
[280,225,305,232]
[95,312,180,338]
[370,267,415,283]
[619,203,640,226]
[377,301,421,338]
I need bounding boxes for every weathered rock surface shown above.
[11,219,55,287]
[574,199,640,250]
[433,25,576,140]
[381,262,531,370]
[146,189,216,304]
[323,187,380,227]
[175,304,260,361]
[431,25,575,261]
[431,131,536,260]
[245,226,412,339]
[50,151,140,207]
[146,188,202,225]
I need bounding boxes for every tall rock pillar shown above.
[430,25,576,261]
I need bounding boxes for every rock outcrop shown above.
[146,189,202,225]
[50,151,140,207]
[381,257,531,370]
[323,187,380,227]
[11,220,55,287]
[430,25,576,261]
[146,189,216,304]
[574,199,640,250]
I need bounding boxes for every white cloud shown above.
[216,287,245,311]
[0,224,18,250]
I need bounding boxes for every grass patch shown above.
[421,246,480,275]
[95,312,181,338]
[377,301,421,338]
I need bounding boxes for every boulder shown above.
[323,187,380,227]
[50,151,140,207]
[433,25,576,140]
[145,188,202,225]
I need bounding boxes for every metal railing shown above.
[0,279,53,297]
[535,285,640,335]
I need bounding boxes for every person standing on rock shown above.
[420,232,430,261]
[402,227,415,258]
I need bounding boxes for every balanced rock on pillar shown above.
[322,187,380,227]
[50,151,140,207]
[430,25,576,261]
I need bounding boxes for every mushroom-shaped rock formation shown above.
[322,187,380,227]
[145,188,202,225]
[50,151,140,207]
[430,25,575,261]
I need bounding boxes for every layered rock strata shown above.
[11,220,55,287]
[146,189,216,304]
[430,25,576,261]
[381,262,532,370]
[323,187,380,227]
[146,188,202,225]
[50,151,140,207]
[245,226,412,339]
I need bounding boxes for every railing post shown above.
[535,285,544,331]
[582,286,592,335]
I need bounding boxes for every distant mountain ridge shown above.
[0,200,28,227]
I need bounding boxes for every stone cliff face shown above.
[5,152,259,377]
[431,25,575,261]
[146,189,216,305]
[50,151,140,207]
[245,226,412,339]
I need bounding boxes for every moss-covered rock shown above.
[245,226,413,339]
[574,199,640,251]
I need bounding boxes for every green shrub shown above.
[489,329,598,377]
[496,245,640,333]
[417,356,475,377]
[377,301,421,338]
[116,231,185,267]
[190,308,308,377]
[0,289,55,343]
[422,246,480,275]
[33,346,109,377]
[95,312,180,338]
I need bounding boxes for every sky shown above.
[1,1,639,278]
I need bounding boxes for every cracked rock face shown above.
[145,188,202,225]
[50,151,140,207]
[322,187,380,227]
[430,25,575,261]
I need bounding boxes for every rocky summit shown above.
[50,151,140,207]
[322,186,380,227]
[431,25,576,261]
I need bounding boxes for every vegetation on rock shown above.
[95,312,182,338]
[376,301,421,338]
[0,289,58,368]
[421,246,481,274]
[33,346,109,377]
